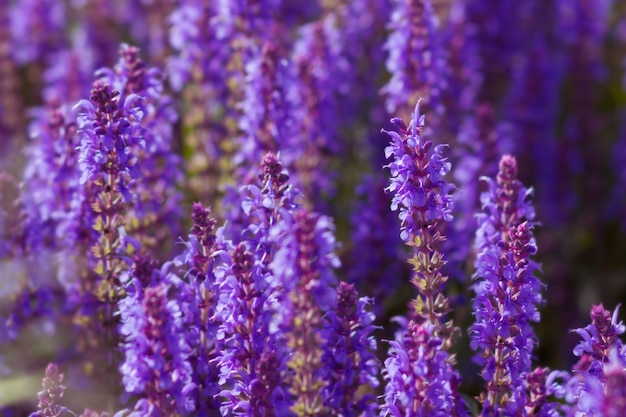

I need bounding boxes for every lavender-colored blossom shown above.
[118,283,195,416]
[381,321,458,417]
[236,43,302,185]
[572,304,625,367]
[96,44,182,253]
[74,81,145,199]
[291,14,347,207]
[321,281,379,416]
[470,156,543,414]
[383,102,454,243]
[29,363,67,417]
[169,202,222,415]
[383,102,455,330]
[270,209,339,415]
[215,153,300,415]
[550,305,626,416]
[9,0,66,65]
[214,242,289,416]
[383,0,443,116]
[381,103,467,416]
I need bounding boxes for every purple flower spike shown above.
[215,242,287,416]
[383,102,454,242]
[383,102,455,329]
[321,281,379,416]
[271,209,340,415]
[383,0,444,115]
[75,81,145,197]
[236,43,302,185]
[119,283,195,416]
[572,304,625,368]
[96,44,182,253]
[30,363,67,417]
[381,321,458,416]
[471,155,543,415]
[170,202,222,415]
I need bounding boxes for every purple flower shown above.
[30,363,67,417]
[270,209,340,415]
[169,202,222,415]
[96,44,183,253]
[381,321,459,417]
[75,81,145,197]
[383,102,457,331]
[470,155,543,414]
[572,304,625,367]
[9,0,66,65]
[214,242,288,416]
[215,153,300,415]
[236,43,302,185]
[550,305,626,415]
[383,102,454,243]
[118,283,195,416]
[383,0,444,115]
[290,14,347,207]
[321,281,379,416]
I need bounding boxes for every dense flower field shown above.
[1,0,626,416]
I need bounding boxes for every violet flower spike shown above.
[383,102,455,330]
[169,202,222,415]
[29,363,68,417]
[118,283,196,416]
[383,0,444,115]
[381,321,457,417]
[470,155,544,415]
[321,281,380,416]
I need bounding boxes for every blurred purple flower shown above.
[470,155,543,414]
[321,281,379,416]
[118,283,195,416]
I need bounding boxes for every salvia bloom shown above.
[383,102,455,330]
[118,282,195,416]
[236,43,301,185]
[30,363,67,417]
[215,242,288,416]
[381,321,457,417]
[321,281,379,416]
[170,202,222,415]
[97,44,182,252]
[383,102,454,243]
[470,155,543,414]
[270,209,340,415]
[554,305,626,416]
[383,0,443,116]
[381,102,467,416]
